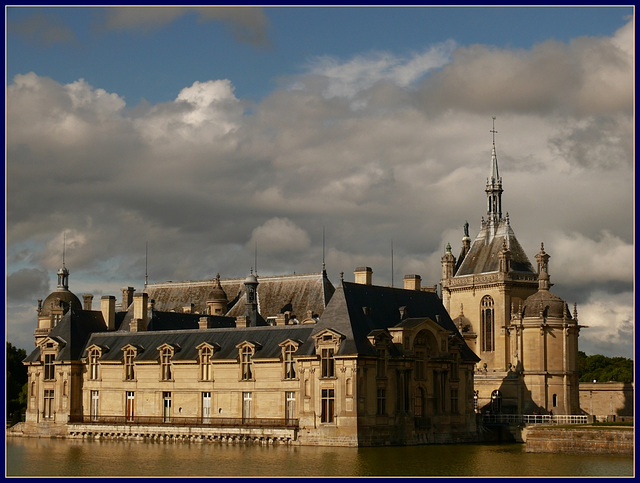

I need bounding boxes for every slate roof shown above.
[298,282,479,362]
[24,309,108,363]
[84,325,315,362]
[144,271,335,320]
[455,219,536,276]
[115,307,236,332]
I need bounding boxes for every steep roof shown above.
[298,282,479,362]
[455,219,535,276]
[84,325,315,362]
[144,271,335,320]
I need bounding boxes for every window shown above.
[376,348,386,378]
[163,392,172,422]
[89,348,100,380]
[124,349,135,381]
[285,391,296,422]
[415,350,425,380]
[43,389,54,419]
[283,344,296,380]
[377,388,386,416]
[481,296,495,352]
[414,387,425,418]
[44,353,55,380]
[491,390,502,414]
[241,346,253,381]
[126,392,135,422]
[321,348,335,378]
[321,389,335,423]
[160,348,173,381]
[242,392,252,421]
[90,390,99,422]
[200,346,213,381]
[450,389,459,414]
[552,394,558,407]
[202,392,211,423]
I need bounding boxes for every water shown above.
[6,437,634,477]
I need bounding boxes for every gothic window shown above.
[199,346,213,381]
[240,346,254,381]
[321,348,335,378]
[160,347,173,381]
[44,353,55,381]
[283,344,296,380]
[124,349,135,381]
[321,388,335,423]
[481,296,495,352]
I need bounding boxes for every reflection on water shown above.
[6,437,634,477]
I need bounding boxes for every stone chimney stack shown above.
[122,287,135,310]
[354,266,373,285]
[403,274,422,291]
[101,295,116,331]
[83,293,94,311]
[130,292,149,332]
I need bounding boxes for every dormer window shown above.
[321,348,335,378]
[123,348,136,381]
[89,348,100,380]
[240,345,254,381]
[199,345,214,381]
[313,329,344,380]
[159,346,174,381]
[44,353,56,381]
[283,344,297,380]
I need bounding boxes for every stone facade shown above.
[441,132,583,416]
[23,267,480,447]
[579,382,634,420]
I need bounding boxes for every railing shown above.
[68,415,299,429]
[482,414,588,425]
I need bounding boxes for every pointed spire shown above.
[485,116,503,230]
[57,232,70,290]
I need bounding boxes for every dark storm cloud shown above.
[7,268,50,302]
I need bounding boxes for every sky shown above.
[5,6,635,359]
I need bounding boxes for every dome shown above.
[244,273,258,285]
[522,286,571,319]
[208,274,227,302]
[40,288,82,317]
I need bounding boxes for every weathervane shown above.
[490,116,498,145]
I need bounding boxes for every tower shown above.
[244,270,260,327]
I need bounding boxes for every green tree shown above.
[6,342,28,426]
[577,351,634,383]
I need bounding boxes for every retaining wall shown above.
[523,426,633,455]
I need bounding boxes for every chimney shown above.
[121,287,135,310]
[275,312,290,326]
[354,266,373,285]
[130,292,149,332]
[403,274,421,291]
[235,315,250,328]
[82,293,94,311]
[101,295,116,330]
[199,316,213,330]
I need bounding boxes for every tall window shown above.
[89,349,100,380]
[124,349,135,381]
[43,389,54,419]
[481,296,495,352]
[161,348,173,381]
[44,354,55,380]
[200,346,213,381]
[321,388,335,423]
[283,344,296,380]
[242,392,252,421]
[90,390,99,421]
[126,391,135,422]
[450,389,459,414]
[163,392,172,422]
[377,388,386,416]
[414,387,425,418]
[285,391,296,422]
[491,390,502,414]
[202,392,211,423]
[321,348,335,378]
[241,346,253,380]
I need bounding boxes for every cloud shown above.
[7,268,50,300]
[6,18,634,358]
[9,11,75,46]
[102,6,270,46]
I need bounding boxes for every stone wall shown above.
[579,382,634,420]
[524,426,633,455]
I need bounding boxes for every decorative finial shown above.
[446,242,452,253]
[463,220,469,238]
[506,212,510,225]
[340,271,344,282]
[573,302,578,321]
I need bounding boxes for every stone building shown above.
[23,263,480,446]
[440,127,584,416]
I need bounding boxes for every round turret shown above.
[521,269,571,319]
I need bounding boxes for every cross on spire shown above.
[490,116,498,145]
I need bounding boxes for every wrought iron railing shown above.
[482,414,588,425]
[68,415,299,429]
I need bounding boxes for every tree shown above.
[577,351,634,383]
[6,342,28,426]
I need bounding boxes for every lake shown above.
[5,437,634,477]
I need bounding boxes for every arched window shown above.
[481,296,495,352]
[491,389,502,414]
